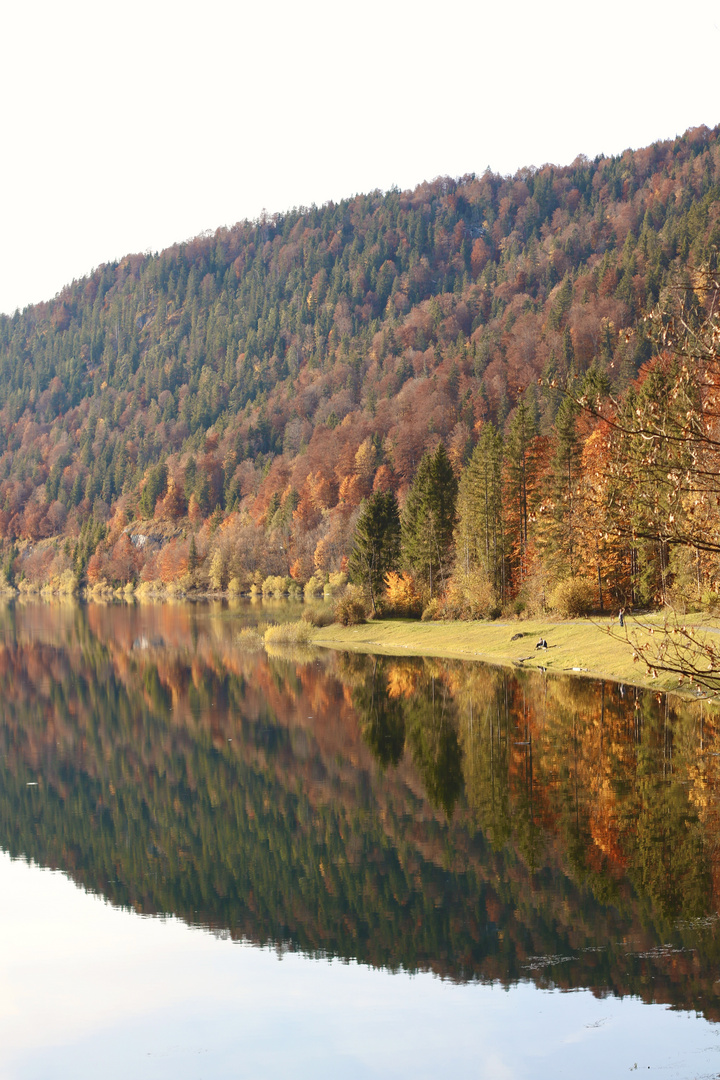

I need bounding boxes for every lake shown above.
[0,601,719,1079]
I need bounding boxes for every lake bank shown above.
[3,589,716,697]
[310,615,717,696]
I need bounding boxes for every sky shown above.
[0,0,719,315]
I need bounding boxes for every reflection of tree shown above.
[618,695,712,922]
[457,669,513,849]
[2,604,720,1014]
[352,658,405,769]
[405,674,463,818]
[352,656,464,816]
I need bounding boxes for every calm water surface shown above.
[0,601,719,1078]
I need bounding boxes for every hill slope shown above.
[1,123,719,592]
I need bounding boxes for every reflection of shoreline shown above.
[1,596,710,695]
[310,617,715,696]
[0,603,718,1018]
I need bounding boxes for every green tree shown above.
[401,443,458,597]
[503,403,540,590]
[454,423,505,600]
[353,658,406,769]
[348,491,401,613]
[541,395,583,579]
[139,462,168,518]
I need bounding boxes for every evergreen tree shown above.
[544,396,582,578]
[188,534,198,572]
[401,443,458,597]
[454,423,505,600]
[348,491,401,613]
[503,403,540,591]
[139,462,168,518]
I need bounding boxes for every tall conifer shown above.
[544,396,582,578]
[454,423,505,600]
[401,443,458,597]
[348,491,401,613]
[503,402,539,591]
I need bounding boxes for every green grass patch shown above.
[310,614,719,694]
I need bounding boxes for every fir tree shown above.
[348,491,401,613]
[401,443,458,598]
[188,534,198,572]
[454,423,505,600]
[545,396,582,578]
[504,402,540,591]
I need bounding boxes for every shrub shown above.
[227,576,242,596]
[165,579,187,598]
[421,597,441,621]
[84,580,114,602]
[263,620,313,645]
[702,589,720,613]
[43,569,78,596]
[383,571,422,618]
[324,571,348,598]
[303,573,325,598]
[549,577,595,617]
[513,566,551,618]
[334,587,367,626]
[262,574,289,596]
[442,567,496,620]
[135,579,163,600]
[17,578,40,594]
[302,606,335,627]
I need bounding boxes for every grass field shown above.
[311,614,719,695]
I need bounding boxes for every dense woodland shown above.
[3,124,720,613]
[1,603,719,1013]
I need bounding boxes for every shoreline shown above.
[2,589,715,697]
[309,616,715,698]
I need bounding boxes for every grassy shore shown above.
[311,614,718,695]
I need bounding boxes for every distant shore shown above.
[310,615,715,697]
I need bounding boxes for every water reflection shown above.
[0,602,719,1021]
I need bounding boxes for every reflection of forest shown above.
[1,602,720,1018]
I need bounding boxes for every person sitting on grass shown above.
[536,638,548,649]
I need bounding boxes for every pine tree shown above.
[348,491,401,613]
[401,443,458,598]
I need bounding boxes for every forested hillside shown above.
[2,123,720,609]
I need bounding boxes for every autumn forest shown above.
[3,124,720,615]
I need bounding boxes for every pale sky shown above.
[1,0,718,315]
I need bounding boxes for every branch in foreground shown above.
[604,611,720,696]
